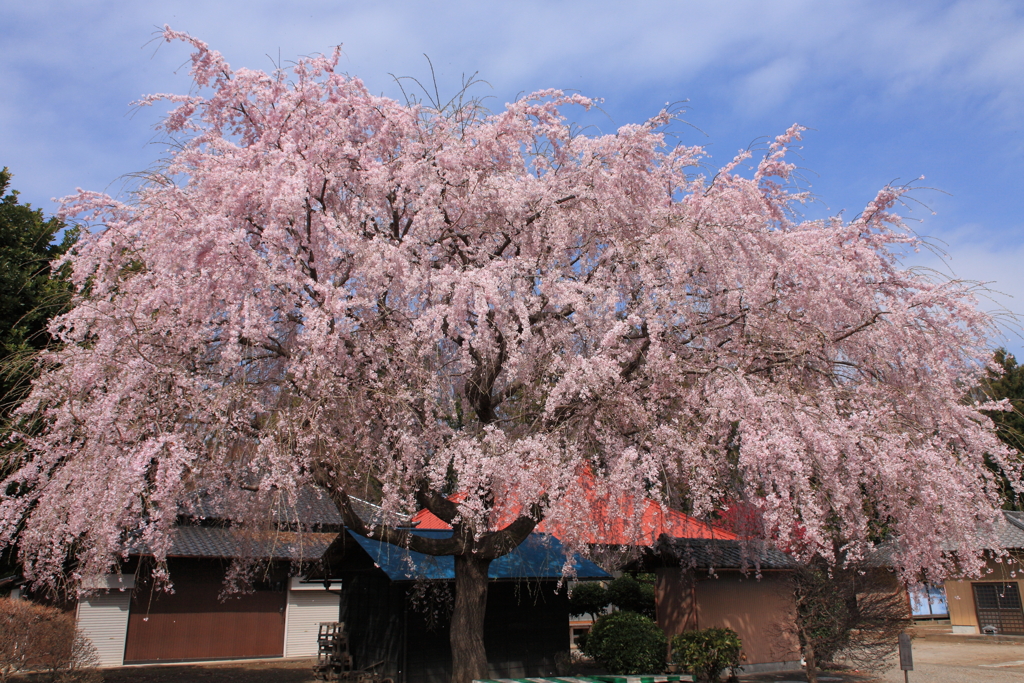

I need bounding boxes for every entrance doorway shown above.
[973,582,1024,635]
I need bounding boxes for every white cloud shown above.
[736,57,807,114]
[906,226,1024,354]
[3,0,1023,321]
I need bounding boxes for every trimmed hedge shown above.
[606,574,656,619]
[671,627,742,683]
[583,610,666,674]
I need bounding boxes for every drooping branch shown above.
[310,465,470,556]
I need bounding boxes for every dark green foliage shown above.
[582,610,666,674]
[606,573,656,619]
[0,167,77,420]
[568,581,608,618]
[671,627,742,683]
[979,349,1024,509]
[569,574,656,621]
[0,168,77,586]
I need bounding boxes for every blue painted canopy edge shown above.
[347,530,609,582]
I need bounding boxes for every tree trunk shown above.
[451,553,491,683]
[803,634,818,683]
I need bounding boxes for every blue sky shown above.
[3,0,1023,356]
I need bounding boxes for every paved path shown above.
[732,638,1024,682]
[869,639,1024,682]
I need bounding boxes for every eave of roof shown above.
[178,487,409,530]
[653,535,795,571]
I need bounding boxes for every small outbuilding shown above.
[76,487,360,666]
[332,528,608,683]
[645,536,803,673]
[944,510,1024,635]
[77,526,341,666]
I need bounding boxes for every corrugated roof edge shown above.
[129,527,339,561]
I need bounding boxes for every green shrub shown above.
[671,627,742,683]
[582,610,666,674]
[606,574,656,618]
[569,581,609,618]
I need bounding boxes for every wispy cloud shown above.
[2,0,1021,360]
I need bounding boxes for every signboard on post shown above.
[899,632,913,681]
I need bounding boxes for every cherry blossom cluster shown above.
[0,28,1013,588]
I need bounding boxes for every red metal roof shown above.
[410,486,736,545]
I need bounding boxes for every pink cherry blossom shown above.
[0,28,1014,682]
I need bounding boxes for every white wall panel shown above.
[77,591,132,667]
[284,588,340,657]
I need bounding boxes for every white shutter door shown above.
[77,591,132,667]
[284,589,340,657]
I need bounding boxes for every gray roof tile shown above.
[655,536,794,570]
[136,527,337,560]
[180,487,410,529]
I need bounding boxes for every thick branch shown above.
[417,488,462,525]
[476,503,545,560]
[833,311,888,344]
[310,467,468,556]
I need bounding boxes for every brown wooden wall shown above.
[124,559,287,663]
[656,568,801,666]
[945,553,1024,633]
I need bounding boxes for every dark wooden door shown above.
[973,582,1024,635]
[125,560,287,663]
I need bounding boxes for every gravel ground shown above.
[15,638,1024,683]
[12,658,321,683]
[869,639,1024,683]
[735,639,1024,683]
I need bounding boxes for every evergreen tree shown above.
[0,168,77,420]
[980,349,1024,508]
[0,168,77,582]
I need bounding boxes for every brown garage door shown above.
[125,560,287,663]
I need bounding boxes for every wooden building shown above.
[645,537,803,673]
[77,527,340,666]
[409,484,804,672]
[944,510,1024,635]
[332,528,608,683]
[76,487,360,666]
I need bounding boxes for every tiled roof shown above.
[812,510,1024,570]
[654,536,794,570]
[998,511,1024,549]
[180,487,410,529]
[348,496,413,528]
[348,530,610,582]
[135,527,338,561]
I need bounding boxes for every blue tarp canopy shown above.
[348,530,609,581]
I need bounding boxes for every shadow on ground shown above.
[13,658,320,683]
